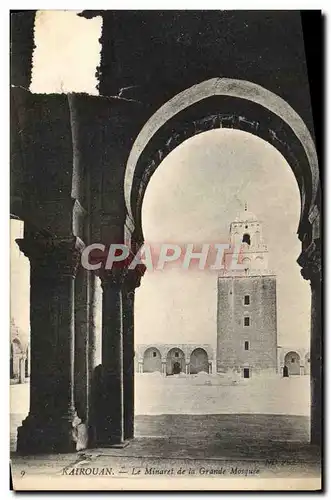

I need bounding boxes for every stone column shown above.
[185,363,190,375]
[122,269,143,441]
[87,272,102,446]
[122,280,135,440]
[310,271,322,446]
[96,269,126,447]
[162,362,166,376]
[74,265,89,424]
[16,236,84,454]
[299,240,322,446]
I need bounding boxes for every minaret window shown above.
[244,341,249,351]
[242,233,251,245]
[244,295,250,305]
[244,317,250,327]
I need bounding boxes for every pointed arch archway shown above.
[166,348,185,375]
[124,78,320,247]
[189,348,209,374]
[284,351,301,376]
[124,78,321,445]
[124,78,322,443]
[11,339,22,380]
[143,347,162,373]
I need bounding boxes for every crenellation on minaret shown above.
[221,205,273,276]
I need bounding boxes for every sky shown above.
[135,129,310,351]
[12,11,311,352]
[30,10,102,95]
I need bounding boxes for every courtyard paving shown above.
[10,374,320,490]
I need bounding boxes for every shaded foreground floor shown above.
[135,414,310,442]
[11,413,310,453]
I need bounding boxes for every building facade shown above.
[135,344,215,375]
[217,207,278,377]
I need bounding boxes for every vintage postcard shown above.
[10,10,322,491]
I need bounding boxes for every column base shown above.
[16,414,83,455]
[97,440,130,449]
[124,424,134,441]
[94,412,126,448]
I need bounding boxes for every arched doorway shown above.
[189,348,209,374]
[125,78,319,247]
[284,351,301,376]
[11,339,22,379]
[143,347,162,373]
[166,348,185,375]
[128,78,320,444]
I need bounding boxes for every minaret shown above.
[216,206,278,377]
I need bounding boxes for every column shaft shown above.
[88,272,102,446]
[310,280,322,445]
[74,265,89,424]
[298,239,322,447]
[96,272,125,446]
[16,236,83,454]
[123,290,135,440]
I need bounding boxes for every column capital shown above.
[297,240,322,285]
[99,265,146,291]
[16,235,85,278]
[99,267,128,289]
[124,266,146,291]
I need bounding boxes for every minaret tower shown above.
[216,206,278,377]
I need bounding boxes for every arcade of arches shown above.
[10,11,321,454]
[10,319,30,384]
[136,344,214,376]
